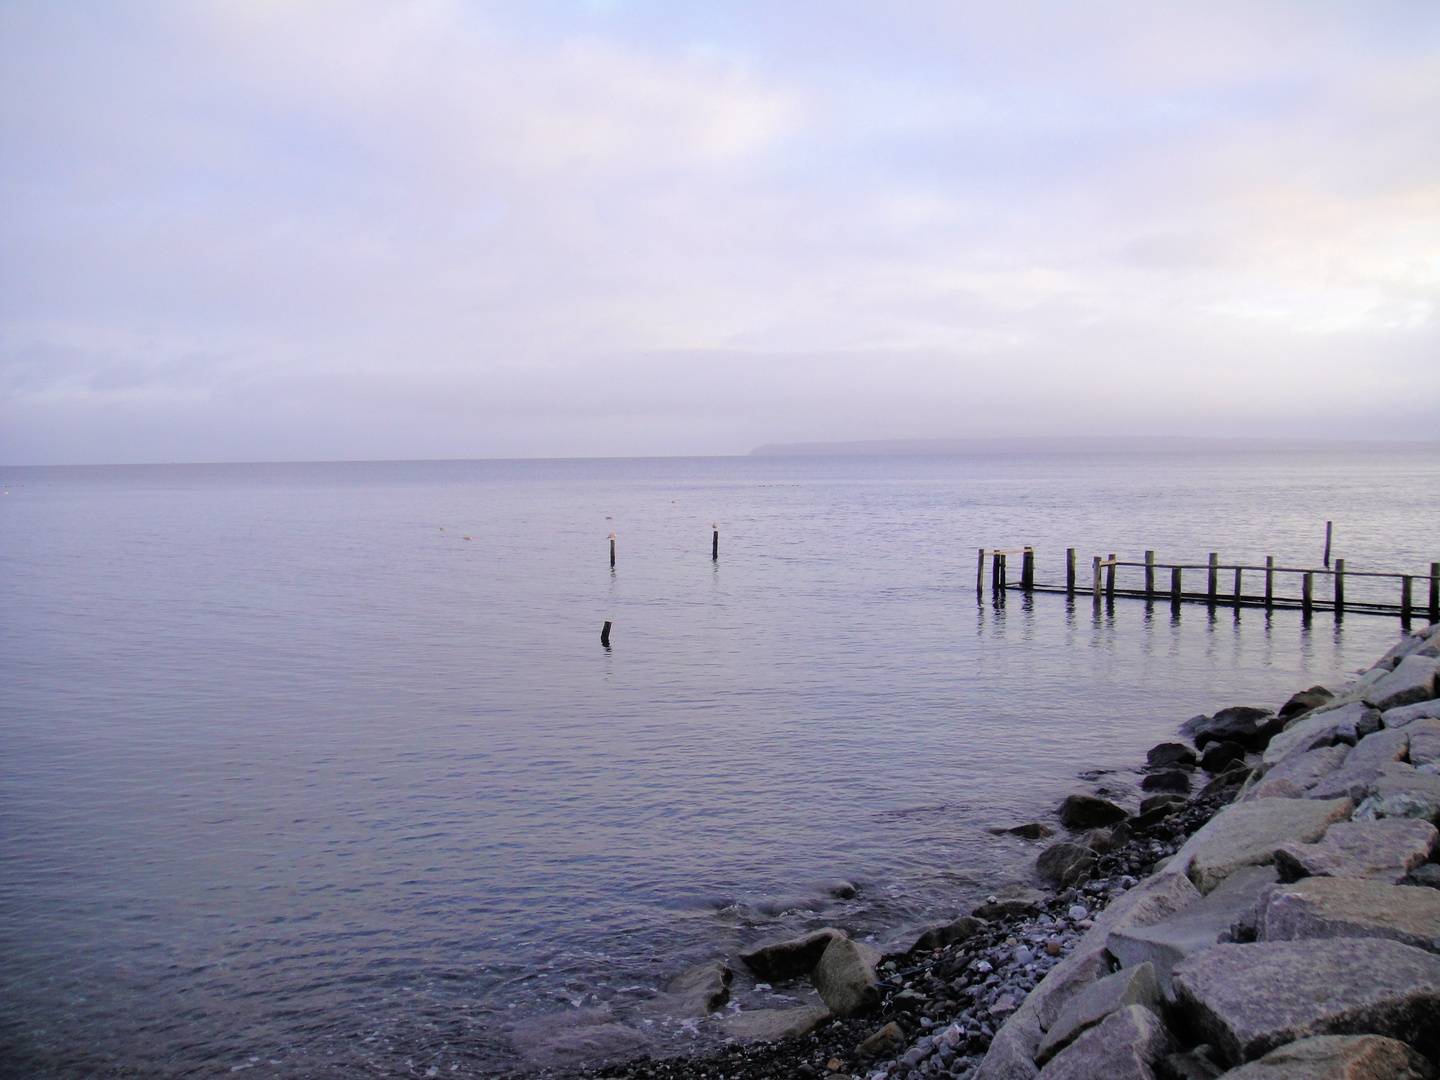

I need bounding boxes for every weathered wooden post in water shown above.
[1000,553,1008,592]
[1302,572,1314,619]
[992,551,1003,593]
[1402,576,1413,629]
[1145,551,1155,598]
[1233,567,1243,610]
[1067,549,1076,596]
[1092,556,1103,603]
[977,548,986,594]
[609,533,616,568]
[1430,563,1439,622]
[1208,553,1219,604]
[1324,521,1333,568]
[1334,558,1345,618]
[1265,556,1275,610]
[1171,567,1182,611]
[1106,554,1117,600]
[601,621,612,646]
[1021,547,1034,592]
[712,524,719,562]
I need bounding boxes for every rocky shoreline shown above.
[520,623,1440,1080]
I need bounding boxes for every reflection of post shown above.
[1066,548,1076,596]
[1144,551,1155,598]
[1334,558,1345,618]
[1265,556,1275,610]
[1323,521,1333,568]
[1302,572,1313,619]
[1171,567,1182,610]
[1401,576,1413,629]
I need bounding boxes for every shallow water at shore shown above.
[1,450,1436,1076]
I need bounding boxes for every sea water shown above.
[1,450,1436,1077]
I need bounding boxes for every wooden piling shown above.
[1334,558,1345,617]
[1402,576,1413,628]
[1302,572,1313,618]
[1324,521,1333,568]
[993,551,1003,593]
[1144,551,1155,598]
[1208,553,1218,604]
[1106,554,1117,600]
[1093,556,1103,603]
[601,620,612,647]
[1233,567,1242,609]
[1000,553,1008,592]
[977,548,986,593]
[609,533,616,568]
[712,524,719,562]
[1265,556,1274,610]
[1066,548,1076,596]
[1022,547,1034,592]
[1171,567,1182,610]
[1430,563,1439,622]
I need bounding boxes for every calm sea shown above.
[2,451,1437,1077]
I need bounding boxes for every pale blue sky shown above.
[2,1,1438,463]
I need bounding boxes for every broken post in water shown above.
[609,533,616,568]
[712,524,719,562]
[600,621,612,647]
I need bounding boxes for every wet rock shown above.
[1364,655,1440,712]
[1383,700,1440,730]
[1078,828,1111,854]
[1201,740,1249,773]
[993,823,1054,840]
[910,915,988,953]
[1182,707,1284,752]
[1258,876,1440,952]
[721,1004,831,1043]
[1035,962,1162,1065]
[1245,745,1350,802]
[1171,939,1440,1066]
[1034,1004,1175,1080]
[1106,866,1278,995]
[1058,795,1128,829]
[1143,769,1191,793]
[1272,819,1438,884]
[1278,686,1336,720]
[1037,843,1097,888]
[973,899,1042,921]
[1149,743,1198,768]
[1171,797,1354,894]
[739,928,840,980]
[1142,793,1190,815]
[812,935,881,1018]
[855,1020,905,1057]
[516,1012,652,1070]
[830,880,858,899]
[1198,760,1256,800]
[1307,728,1411,801]
[1217,1034,1437,1080]
[660,960,732,1015]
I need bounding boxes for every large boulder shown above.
[1182,707,1284,751]
[1245,745,1351,802]
[811,935,881,1017]
[739,928,840,980]
[1263,704,1377,770]
[1218,1034,1436,1080]
[1148,742,1198,768]
[1361,762,1440,823]
[1171,798,1355,894]
[1143,769,1191,793]
[1201,740,1249,773]
[1272,819,1438,884]
[1278,685,1336,720]
[1307,728,1411,801]
[1035,962,1162,1065]
[1037,843,1097,887]
[1365,655,1440,712]
[1033,1004,1175,1080]
[1258,876,1440,952]
[1383,700,1440,730]
[1408,717,1440,767]
[659,960,732,1015]
[1057,794,1128,829]
[720,1004,831,1042]
[1171,939,1440,1066]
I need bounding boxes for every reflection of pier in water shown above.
[979,546,1440,627]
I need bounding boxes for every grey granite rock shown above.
[1272,819,1437,884]
[720,1004,831,1042]
[1246,745,1351,801]
[1035,962,1162,1065]
[1171,939,1440,1066]
[1263,706,1371,770]
[1035,1004,1175,1080]
[739,928,840,980]
[1106,866,1278,995]
[1406,717,1440,767]
[1371,762,1440,822]
[1364,655,1440,712]
[1383,700,1440,730]
[1307,729,1411,801]
[1170,798,1354,894]
[811,934,881,1017]
[1217,1034,1436,1080]
[1259,876,1440,952]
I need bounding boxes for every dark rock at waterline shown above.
[908,915,988,953]
[1058,794,1128,829]
[1279,685,1335,720]
[829,880,858,899]
[972,898,1041,921]
[811,935,882,1018]
[989,822,1054,840]
[739,929,840,981]
[855,1021,905,1058]
[1181,707,1284,752]
[1148,742,1198,768]
[1079,828,1112,854]
[1201,740,1248,774]
[1142,769,1191,793]
[1140,793,1189,816]
[1037,842,1097,887]
[661,960,732,1016]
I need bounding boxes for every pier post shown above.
[1144,551,1155,598]
[1324,521,1332,568]
[1402,576,1413,629]
[1302,572,1313,619]
[1022,547,1034,592]
[1106,554,1117,600]
[1093,556,1103,603]
[1067,549,1076,596]
[601,621,612,647]
[1208,553,1218,604]
[712,524,719,562]
[1000,553,1008,592]
[1233,567,1242,610]
[1171,567,1182,610]
[1430,563,1439,622]
[977,548,986,593]
[609,533,616,568]
[1334,558,1345,618]
[1265,556,1274,610]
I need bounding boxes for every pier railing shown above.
[977,547,1440,626]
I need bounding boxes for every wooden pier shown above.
[977,547,1440,626]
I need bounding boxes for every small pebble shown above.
[1068,904,1088,920]
[1046,940,1062,956]
[1012,947,1033,965]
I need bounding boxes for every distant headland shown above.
[748,436,1440,457]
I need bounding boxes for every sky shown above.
[2,1,1439,464]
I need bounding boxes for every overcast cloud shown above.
[2,1,1438,463]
